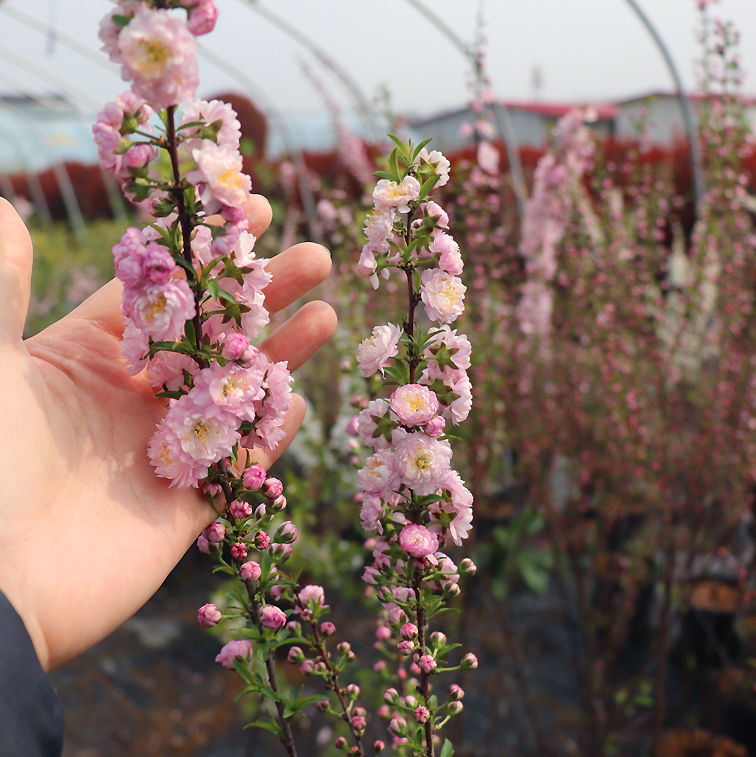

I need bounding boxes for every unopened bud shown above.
[430,631,447,647]
[414,705,430,724]
[316,699,330,712]
[448,684,465,701]
[403,695,418,708]
[242,464,267,490]
[274,521,298,544]
[401,623,418,639]
[253,531,270,550]
[287,646,304,664]
[334,736,347,749]
[320,621,336,637]
[459,557,477,576]
[383,687,399,705]
[269,542,292,561]
[346,684,360,699]
[374,740,386,753]
[448,701,464,715]
[271,494,287,512]
[460,653,478,669]
[262,477,283,499]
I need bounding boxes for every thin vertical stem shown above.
[165,104,204,358]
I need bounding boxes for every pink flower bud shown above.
[448,701,463,715]
[388,716,407,736]
[449,684,465,700]
[374,740,386,753]
[254,532,270,550]
[351,715,366,732]
[287,646,304,664]
[315,661,327,674]
[377,705,390,719]
[362,566,380,585]
[299,659,315,675]
[187,1,218,36]
[430,631,447,647]
[231,542,248,559]
[346,684,360,698]
[337,641,352,654]
[196,534,210,554]
[414,706,430,724]
[270,542,292,561]
[419,654,437,673]
[270,584,284,602]
[460,653,478,669]
[274,521,298,544]
[353,706,366,718]
[374,660,387,672]
[204,522,225,544]
[425,415,446,438]
[316,699,330,712]
[403,695,417,708]
[383,687,399,704]
[320,621,336,637]
[446,583,461,596]
[197,603,222,627]
[271,495,287,512]
[334,736,347,749]
[459,557,477,576]
[229,499,252,520]
[375,625,391,640]
[239,560,261,582]
[203,481,222,498]
[242,464,267,490]
[262,477,283,499]
[260,605,287,629]
[254,504,267,519]
[222,332,250,361]
[400,623,418,640]
[397,640,414,656]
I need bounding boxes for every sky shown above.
[1,0,755,122]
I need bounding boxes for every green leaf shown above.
[206,278,220,301]
[111,14,131,28]
[245,717,281,734]
[440,739,455,757]
[373,170,395,181]
[154,390,185,400]
[412,137,433,160]
[232,658,258,687]
[419,173,440,200]
[388,148,399,183]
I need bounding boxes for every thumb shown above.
[0,198,33,344]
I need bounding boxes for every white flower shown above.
[394,433,453,496]
[358,449,400,498]
[188,142,251,213]
[373,176,421,213]
[357,399,407,450]
[414,148,450,187]
[420,268,466,324]
[356,323,403,377]
[363,206,395,244]
[181,99,241,152]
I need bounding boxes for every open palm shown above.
[0,196,336,671]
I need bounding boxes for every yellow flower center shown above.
[137,37,170,68]
[143,294,167,322]
[412,452,431,472]
[218,168,243,190]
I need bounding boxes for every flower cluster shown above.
[351,137,476,755]
[517,109,595,337]
[95,1,291,493]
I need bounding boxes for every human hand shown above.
[0,195,336,671]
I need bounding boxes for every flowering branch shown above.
[355,137,477,756]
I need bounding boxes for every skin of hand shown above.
[0,195,337,672]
